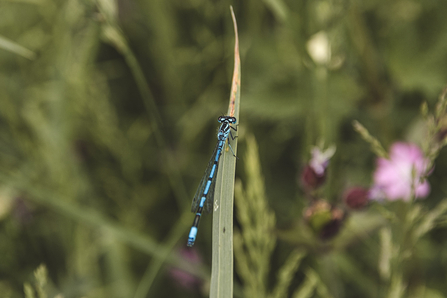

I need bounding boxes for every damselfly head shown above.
[218,116,237,124]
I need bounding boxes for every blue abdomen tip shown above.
[187,227,198,247]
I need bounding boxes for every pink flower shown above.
[168,248,202,290]
[370,142,430,201]
[309,146,336,176]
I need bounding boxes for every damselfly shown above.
[187,115,237,247]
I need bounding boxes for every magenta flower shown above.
[370,142,430,201]
[169,248,202,290]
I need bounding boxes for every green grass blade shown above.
[0,35,36,60]
[210,6,241,298]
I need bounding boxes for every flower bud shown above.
[343,187,369,210]
[304,200,345,239]
[301,165,326,190]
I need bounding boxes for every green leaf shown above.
[210,6,241,298]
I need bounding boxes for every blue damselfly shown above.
[187,116,237,247]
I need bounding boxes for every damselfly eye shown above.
[217,116,237,123]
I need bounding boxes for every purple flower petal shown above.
[309,146,336,176]
[371,142,430,201]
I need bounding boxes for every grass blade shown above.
[210,6,241,298]
[0,35,35,60]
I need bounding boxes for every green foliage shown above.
[234,135,277,298]
[24,265,50,298]
[352,120,388,158]
[235,135,305,298]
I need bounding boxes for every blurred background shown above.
[1,0,447,297]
